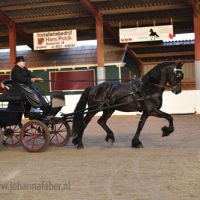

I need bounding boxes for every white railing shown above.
[59,90,200,116]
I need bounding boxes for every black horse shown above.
[149,28,159,40]
[72,62,184,149]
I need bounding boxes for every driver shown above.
[11,56,43,85]
[11,56,48,114]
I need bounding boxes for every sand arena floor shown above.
[0,114,200,200]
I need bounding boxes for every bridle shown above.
[152,64,183,89]
[173,65,184,85]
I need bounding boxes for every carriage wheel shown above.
[3,124,21,147]
[21,120,50,152]
[49,122,71,146]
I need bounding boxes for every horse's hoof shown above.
[105,136,115,144]
[72,137,78,145]
[162,126,174,137]
[132,143,144,148]
[132,140,144,148]
[77,144,84,150]
[107,138,114,145]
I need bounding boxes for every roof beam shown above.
[108,15,192,28]
[80,0,101,20]
[189,0,200,16]
[0,1,79,11]
[143,59,194,65]
[0,9,33,48]
[100,4,190,15]
[0,15,191,34]
[24,24,95,34]
[0,17,191,37]
[16,27,33,49]
[0,9,13,26]
[138,51,194,58]
[127,41,194,49]
[5,13,90,24]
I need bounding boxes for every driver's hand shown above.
[0,82,5,88]
[31,77,44,83]
[36,78,44,82]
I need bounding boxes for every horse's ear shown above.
[177,62,183,69]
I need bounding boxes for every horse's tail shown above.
[72,87,91,138]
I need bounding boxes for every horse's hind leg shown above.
[77,111,98,149]
[97,109,115,144]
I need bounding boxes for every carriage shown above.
[0,81,71,152]
[0,61,184,151]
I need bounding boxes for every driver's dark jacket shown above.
[10,65,34,106]
[10,65,47,110]
[11,65,34,86]
[2,65,34,111]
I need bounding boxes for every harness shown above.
[130,78,145,111]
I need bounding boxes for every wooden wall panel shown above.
[50,70,95,91]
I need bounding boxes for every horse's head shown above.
[167,62,184,94]
[143,62,184,94]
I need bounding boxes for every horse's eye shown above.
[176,72,183,80]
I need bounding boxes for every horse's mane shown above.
[142,62,176,84]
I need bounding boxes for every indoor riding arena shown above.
[1,115,200,200]
[0,1,200,200]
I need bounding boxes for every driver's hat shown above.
[15,56,26,63]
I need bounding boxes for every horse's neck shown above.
[143,70,167,91]
[156,76,167,87]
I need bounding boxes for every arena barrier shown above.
[59,90,200,116]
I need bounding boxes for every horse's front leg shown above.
[150,109,174,137]
[97,109,115,144]
[132,112,148,148]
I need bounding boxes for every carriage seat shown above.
[28,91,65,119]
[0,93,22,102]
[0,79,24,101]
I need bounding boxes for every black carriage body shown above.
[0,109,22,126]
[0,88,24,127]
[0,82,65,123]
[0,80,71,152]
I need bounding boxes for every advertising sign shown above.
[119,25,173,43]
[33,29,77,50]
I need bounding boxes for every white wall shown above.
[161,90,199,114]
[59,90,200,116]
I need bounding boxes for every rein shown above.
[151,83,170,89]
[61,91,135,119]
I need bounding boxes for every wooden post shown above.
[96,15,104,67]
[8,22,16,68]
[194,14,200,61]
[193,9,200,89]
[80,0,106,83]
[96,15,105,83]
